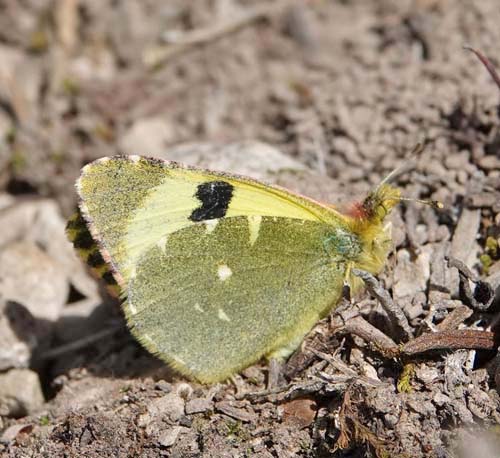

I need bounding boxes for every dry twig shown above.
[352,269,413,341]
[464,46,500,91]
[401,329,498,355]
[143,2,287,68]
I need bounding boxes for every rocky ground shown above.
[1,1,500,457]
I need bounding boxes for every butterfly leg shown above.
[342,261,353,302]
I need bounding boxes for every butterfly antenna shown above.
[374,143,443,210]
[374,142,425,192]
[397,196,443,210]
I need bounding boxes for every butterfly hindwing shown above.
[127,216,346,382]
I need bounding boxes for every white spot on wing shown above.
[172,355,186,364]
[99,156,111,163]
[156,235,168,253]
[194,303,205,313]
[143,334,154,344]
[217,264,232,281]
[218,308,231,322]
[130,265,137,279]
[248,215,262,246]
[204,219,218,234]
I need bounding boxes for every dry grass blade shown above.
[464,46,500,92]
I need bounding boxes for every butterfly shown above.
[67,154,403,383]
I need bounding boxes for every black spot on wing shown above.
[190,181,234,222]
[102,271,117,285]
[72,227,95,249]
[87,250,105,268]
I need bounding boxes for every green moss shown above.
[223,420,250,443]
[397,363,415,393]
[29,29,49,53]
[480,236,499,274]
[50,150,66,165]
[480,254,493,273]
[10,149,27,174]
[5,126,16,144]
[486,236,498,256]
[62,78,80,96]
[93,123,115,142]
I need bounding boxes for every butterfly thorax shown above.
[322,228,362,261]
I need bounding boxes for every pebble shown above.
[158,426,188,448]
[185,398,213,415]
[119,117,175,156]
[147,392,184,422]
[0,369,44,417]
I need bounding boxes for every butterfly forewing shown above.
[77,156,345,287]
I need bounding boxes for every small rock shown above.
[393,248,429,300]
[0,44,42,123]
[163,140,306,181]
[0,241,68,321]
[136,412,152,428]
[282,397,317,428]
[383,413,399,428]
[154,380,172,393]
[0,423,33,444]
[158,426,182,448]
[433,392,452,407]
[478,155,500,171]
[450,208,481,295]
[454,400,474,424]
[185,398,213,415]
[215,401,256,423]
[120,117,175,156]
[0,197,100,303]
[147,392,184,422]
[0,240,68,369]
[158,426,188,448]
[467,387,496,420]
[0,369,44,417]
[178,415,192,427]
[407,398,436,417]
[415,365,440,386]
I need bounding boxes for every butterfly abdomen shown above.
[66,210,120,296]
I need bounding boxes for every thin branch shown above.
[144,2,288,69]
[339,315,399,357]
[352,269,413,341]
[401,329,498,355]
[40,326,120,360]
[464,46,500,91]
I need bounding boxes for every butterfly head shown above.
[344,172,441,282]
[347,183,402,225]
[342,182,400,275]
